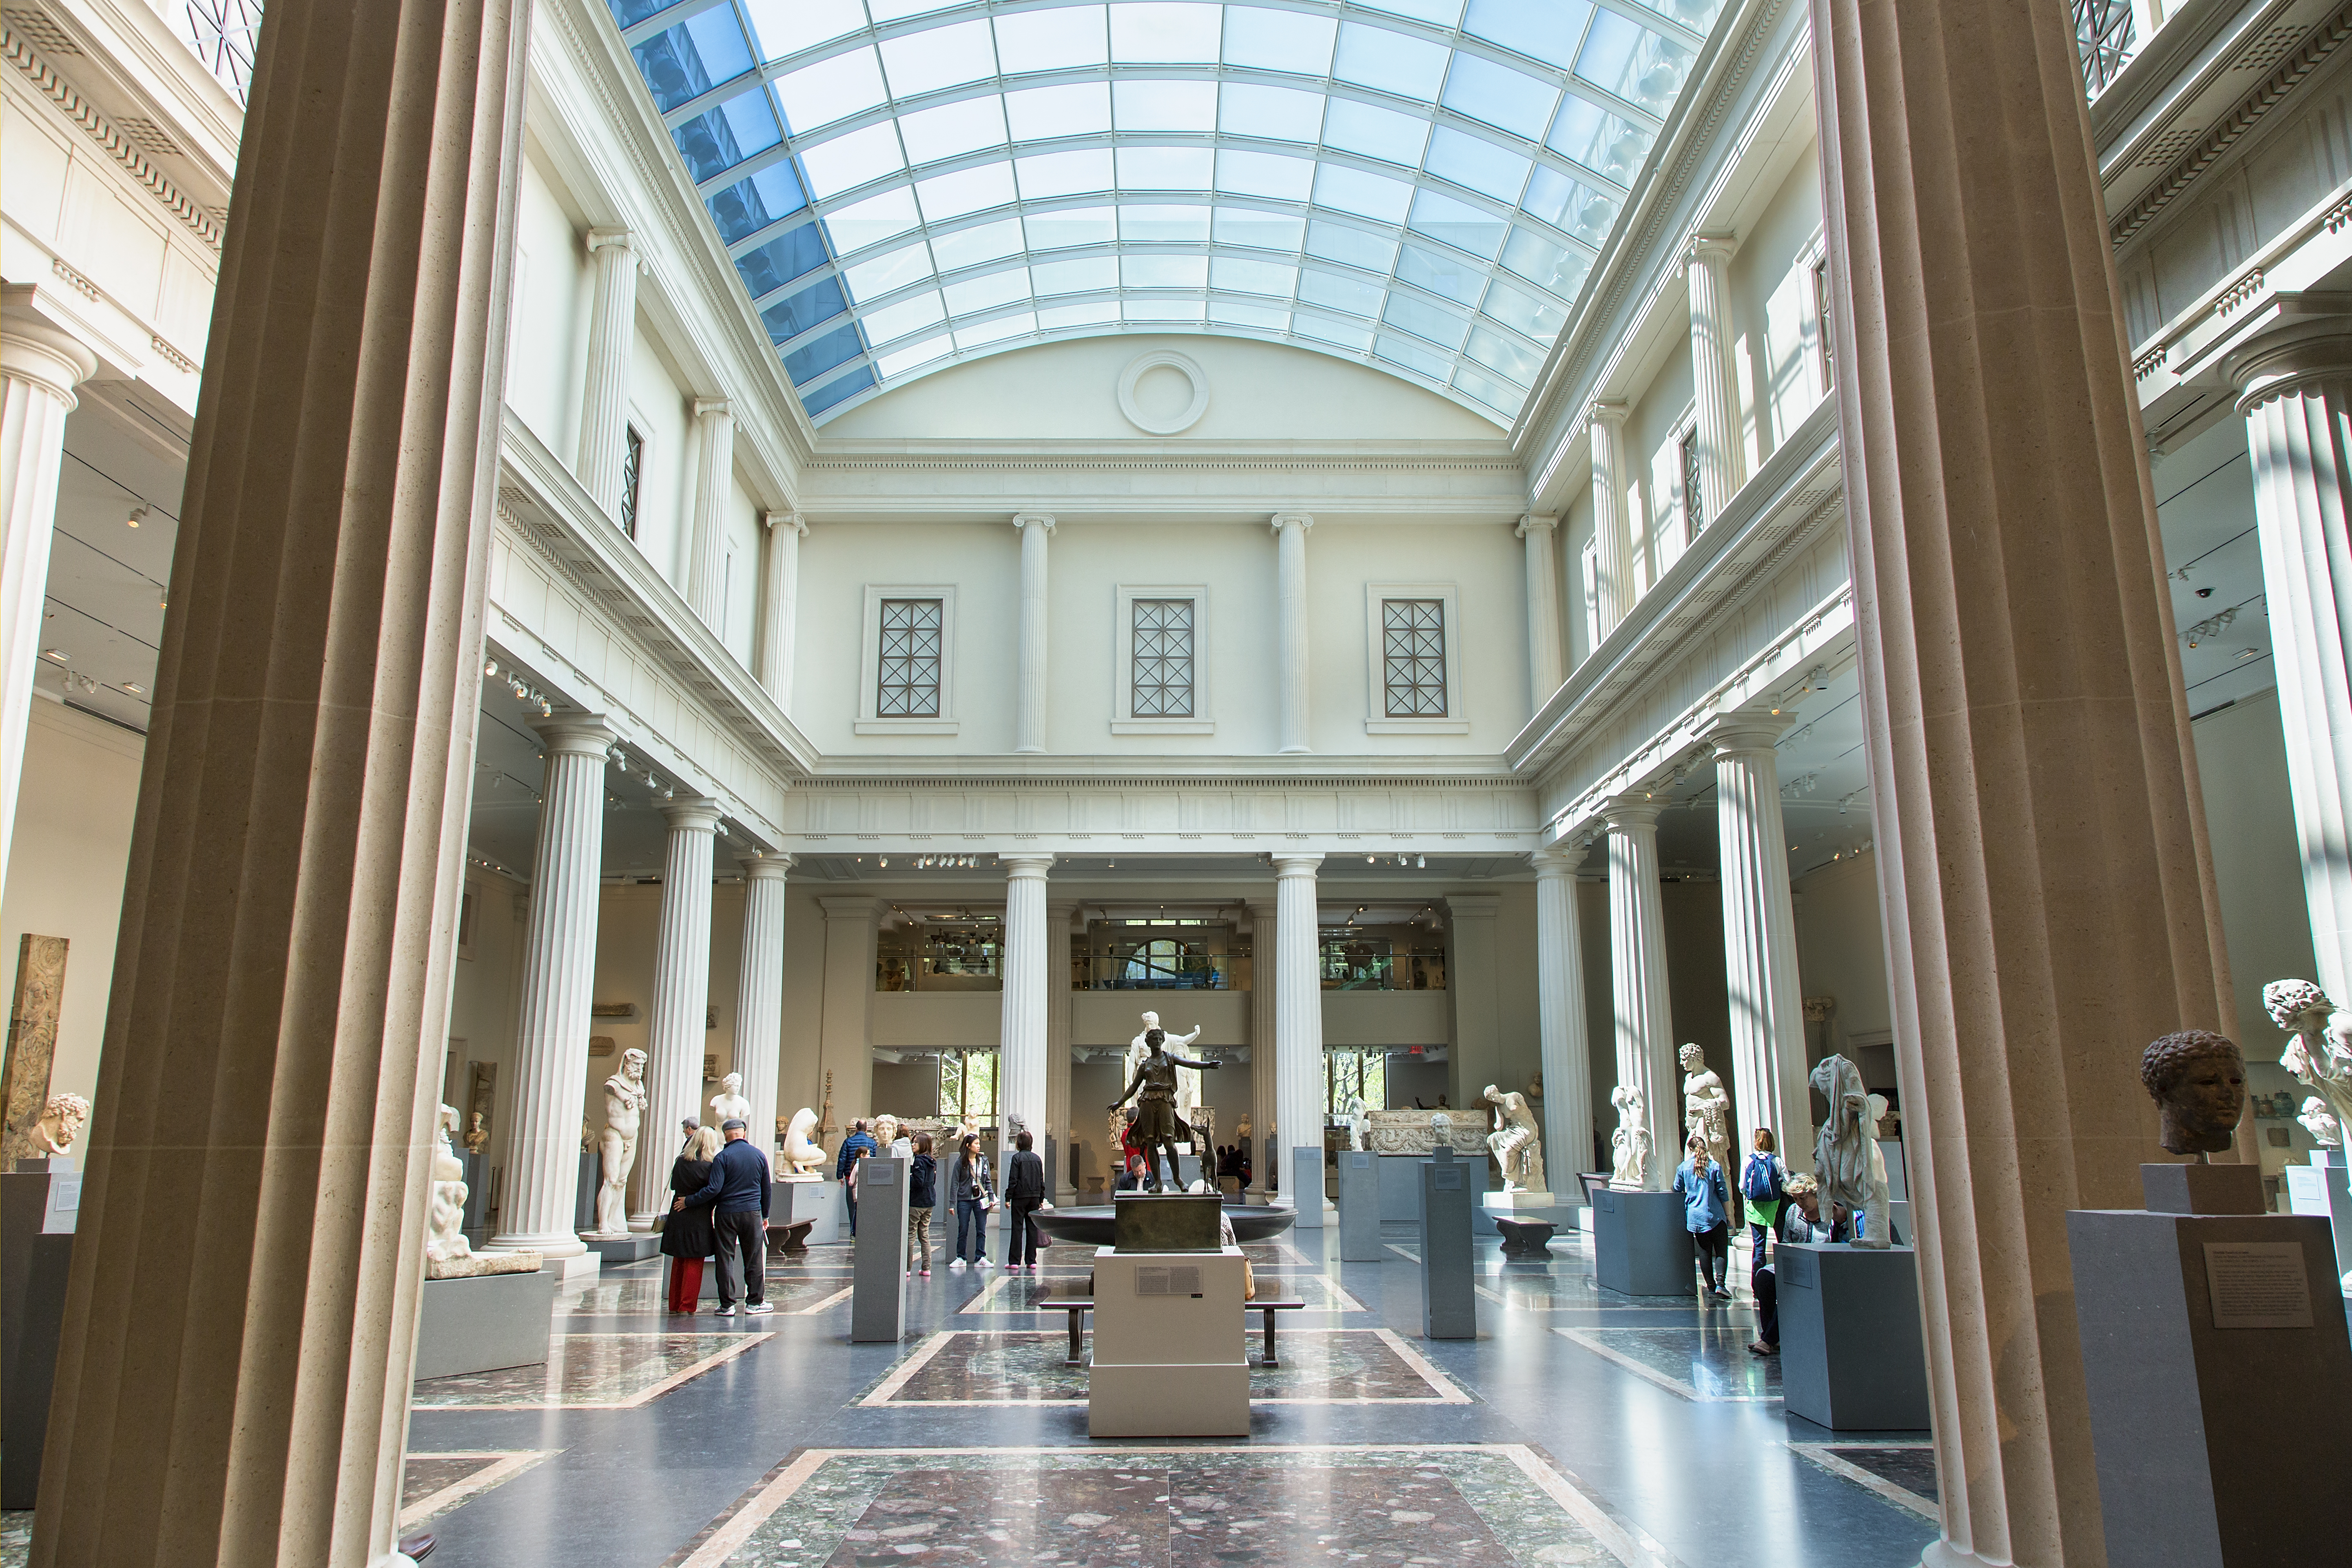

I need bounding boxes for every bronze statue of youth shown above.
[1110,1027,1220,1192]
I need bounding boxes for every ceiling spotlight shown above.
[485,659,500,677]
[1417,855,1426,868]
[121,682,144,696]
[40,648,66,662]
[126,507,146,528]
[880,856,889,868]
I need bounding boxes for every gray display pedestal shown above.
[778,1176,841,1245]
[1337,1150,1382,1261]
[459,1149,488,1245]
[1291,1146,1326,1229]
[1777,1243,1929,1430]
[2069,1204,2352,1567]
[414,1269,558,1379]
[586,1231,661,1263]
[574,1149,600,1232]
[2283,1150,2352,1287]
[851,1156,908,1342]
[1590,1186,1694,1296]
[1378,1153,1496,1234]
[1419,1147,1477,1339]
[2,1160,78,1508]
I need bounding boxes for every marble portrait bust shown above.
[2139,1030,2246,1158]
[33,1092,90,1158]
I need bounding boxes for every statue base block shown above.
[2069,1207,2352,1567]
[1592,1187,1695,1296]
[1777,1243,1930,1430]
[580,1232,661,1264]
[2281,1151,2352,1288]
[1336,1152,1382,1261]
[2141,1160,2264,1215]
[414,1269,557,1380]
[1087,1246,1249,1437]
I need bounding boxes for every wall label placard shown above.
[2203,1241,2312,1329]
[1433,1167,1461,1189]
[1134,1265,1203,1297]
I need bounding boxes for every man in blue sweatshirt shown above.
[674,1118,774,1316]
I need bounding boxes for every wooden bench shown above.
[1052,1298,1308,1368]
[766,1218,815,1257]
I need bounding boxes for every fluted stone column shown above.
[1685,234,1745,528]
[1604,798,1675,1190]
[1531,848,1592,1202]
[2232,319,2352,1002]
[1708,713,1812,1172]
[758,509,804,709]
[997,856,1053,1187]
[0,294,97,915]
[1812,0,2235,1560]
[1247,897,1277,1200]
[1589,403,1633,638]
[631,797,720,1228]
[487,717,614,1260]
[1272,513,1313,753]
[684,397,732,628]
[577,228,640,518]
[734,855,791,1157]
[28,0,530,1559]
[1517,513,1564,709]
[1012,513,1053,753]
[1272,855,1324,1206]
[1045,899,1078,1200]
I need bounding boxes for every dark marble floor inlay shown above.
[403,1455,500,1508]
[863,1330,1464,1406]
[1833,1446,1939,1503]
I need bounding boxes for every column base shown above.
[487,1232,587,1260]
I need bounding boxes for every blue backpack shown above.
[1741,1153,1782,1203]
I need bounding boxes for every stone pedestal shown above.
[1378,1153,1496,1234]
[1336,1150,1382,1261]
[1418,1150,1477,1340]
[1777,1243,1930,1431]
[583,1233,660,1264]
[1592,1186,1695,1297]
[851,1156,908,1342]
[2068,1208,2352,1566]
[778,1176,840,1246]
[1290,1146,1326,1229]
[575,1149,600,1234]
[2283,1150,2352,1289]
[413,1269,557,1380]
[459,1151,488,1244]
[1087,1245,1250,1437]
[2,1165,77,1508]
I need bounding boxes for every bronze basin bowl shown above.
[1028,1203,1300,1249]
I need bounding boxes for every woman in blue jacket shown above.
[1671,1133,1732,1298]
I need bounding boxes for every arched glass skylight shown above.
[607,1,1725,426]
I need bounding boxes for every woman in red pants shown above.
[662,1125,720,1311]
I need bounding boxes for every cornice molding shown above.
[2,25,221,249]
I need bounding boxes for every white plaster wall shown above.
[506,151,590,461]
[2193,688,2321,1049]
[626,325,692,593]
[444,873,527,1172]
[1791,848,1893,1071]
[1634,345,1697,587]
[722,471,763,668]
[821,334,1503,442]
[1732,138,1827,468]
[0,702,142,1148]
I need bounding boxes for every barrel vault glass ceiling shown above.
[607,1,1726,425]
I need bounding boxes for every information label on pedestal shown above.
[2203,1242,2313,1329]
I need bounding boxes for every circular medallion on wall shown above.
[1116,349,1210,435]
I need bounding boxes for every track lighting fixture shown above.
[126,507,146,528]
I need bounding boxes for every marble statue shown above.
[1484,1083,1544,1193]
[463,1110,488,1156]
[2300,1095,2343,1148]
[1111,1026,1220,1192]
[1811,1054,1888,1248]
[2139,1030,2247,1158]
[32,1092,89,1158]
[2265,979,2352,1139]
[1363,1108,1487,1156]
[709,1071,750,1127]
[1679,1043,1731,1172]
[1125,1011,1207,1144]
[1342,1094,1369,1152]
[782,1107,825,1175]
[426,1104,472,1269]
[1609,1084,1650,1190]
[589,1048,647,1238]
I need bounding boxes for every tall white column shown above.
[1517,513,1564,707]
[1272,513,1313,753]
[1531,847,1592,1200]
[631,797,720,1227]
[1247,896,1277,1200]
[1046,899,1078,1201]
[1685,234,1745,528]
[997,855,1053,1187]
[576,228,640,518]
[1012,513,1053,753]
[1708,713,1813,1173]
[1590,403,1634,638]
[1604,797,1675,1190]
[734,854,791,1158]
[2233,323,2352,1001]
[488,718,614,1256]
[758,509,805,709]
[0,295,97,912]
[685,397,733,628]
[1272,854,1324,1205]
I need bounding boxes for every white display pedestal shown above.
[1087,1245,1249,1437]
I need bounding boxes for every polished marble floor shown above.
[0,1218,1943,1567]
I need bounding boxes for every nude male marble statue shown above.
[589,1048,647,1238]
[1679,1044,1730,1173]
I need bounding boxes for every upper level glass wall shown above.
[607,0,1728,424]
[1082,918,1246,990]
[1320,923,1445,989]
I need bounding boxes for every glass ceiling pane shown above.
[627,0,1730,423]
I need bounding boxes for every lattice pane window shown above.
[877,598,943,716]
[178,1,263,106]
[2074,1,2136,95]
[1382,599,1448,717]
[1132,599,1195,718]
[619,427,644,540]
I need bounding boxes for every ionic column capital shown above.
[585,226,637,257]
[1271,852,1323,876]
[1588,399,1629,430]
[0,291,100,410]
[764,508,808,536]
[1529,845,1579,877]
[1012,511,1056,534]
[1269,512,1315,536]
[1685,230,1739,269]
[1515,512,1558,538]
[742,853,794,881]
[1601,793,1665,831]
[2224,302,2352,411]
[693,396,732,421]
[1701,707,1793,755]
[659,796,722,833]
[530,714,615,758]
[1001,853,1055,877]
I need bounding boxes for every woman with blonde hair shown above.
[660,1124,722,1313]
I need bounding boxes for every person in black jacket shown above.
[906,1132,938,1277]
[674,1118,775,1317]
[1002,1129,1046,1272]
[948,1133,996,1268]
[660,1125,720,1313]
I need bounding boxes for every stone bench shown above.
[1052,1298,1307,1368]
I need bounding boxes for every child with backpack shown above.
[1739,1128,1789,1258]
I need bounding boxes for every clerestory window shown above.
[876,598,943,716]
[1382,599,1448,718]
[1131,598,1195,718]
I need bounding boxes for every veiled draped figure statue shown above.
[1809,1054,1888,1248]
